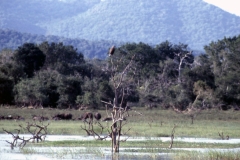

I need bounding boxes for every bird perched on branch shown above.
[108,45,115,56]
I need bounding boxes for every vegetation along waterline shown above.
[1,106,240,159]
[1,107,240,138]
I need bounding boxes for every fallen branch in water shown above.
[3,120,50,149]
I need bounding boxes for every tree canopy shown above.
[0,35,240,110]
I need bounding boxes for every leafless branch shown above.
[169,124,177,149]
[80,125,92,136]
[116,55,135,89]
[3,120,50,149]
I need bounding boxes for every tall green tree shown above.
[14,77,46,106]
[39,42,85,75]
[0,50,26,105]
[204,35,240,109]
[57,75,82,108]
[0,73,14,105]
[33,69,61,107]
[13,43,45,78]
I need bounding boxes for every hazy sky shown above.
[203,0,240,16]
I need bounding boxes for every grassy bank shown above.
[0,106,240,138]
[1,106,240,159]
[33,139,239,149]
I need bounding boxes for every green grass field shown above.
[1,106,240,138]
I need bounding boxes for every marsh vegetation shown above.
[1,107,240,137]
[1,107,240,159]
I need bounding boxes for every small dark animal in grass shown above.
[52,113,72,120]
[79,112,93,123]
[58,113,65,119]
[52,114,60,120]
[32,115,48,121]
[102,117,126,122]
[52,113,63,120]
[32,115,42,121]
[102,117,112,122]
[6,115,13,120]
[14,115,25,121]
[94,112,101,121]
[0,115,24,121]
[64,113,73,120]
[108,45,115,56]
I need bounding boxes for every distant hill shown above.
[0,29,120,59]
[0,0,240,51]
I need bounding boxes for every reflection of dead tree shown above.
[169,124,177,149]
[3,121,49,149]
[2,129,27,150]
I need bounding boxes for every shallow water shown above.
[0,134,239,160]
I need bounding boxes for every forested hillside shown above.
[0,0,240,51]
[0,35,239,110]
[0,29,121,59]
[0,0,99,34]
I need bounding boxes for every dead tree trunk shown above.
[175,51,192,83]
[79,50,135,154]
[169,124,177,149]
[102,53,135,153]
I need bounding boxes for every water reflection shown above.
[1,134,239,160]
[0,147,171,160]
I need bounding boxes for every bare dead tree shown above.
[174,51,192,83]
[80,121,95,136]
[168,124,177,149]
[173,104,202,124]
[102,54,135,153]
[3,120,49,149]
[2,129,23,150]
[172,80,213,125]
[172,86,208,125]
[79,52,135,153]
[24,121,49,142]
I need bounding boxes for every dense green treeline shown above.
[0,35,239,110]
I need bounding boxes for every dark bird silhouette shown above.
[108,45,115,56]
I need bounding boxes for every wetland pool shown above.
[0,134,240,160]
